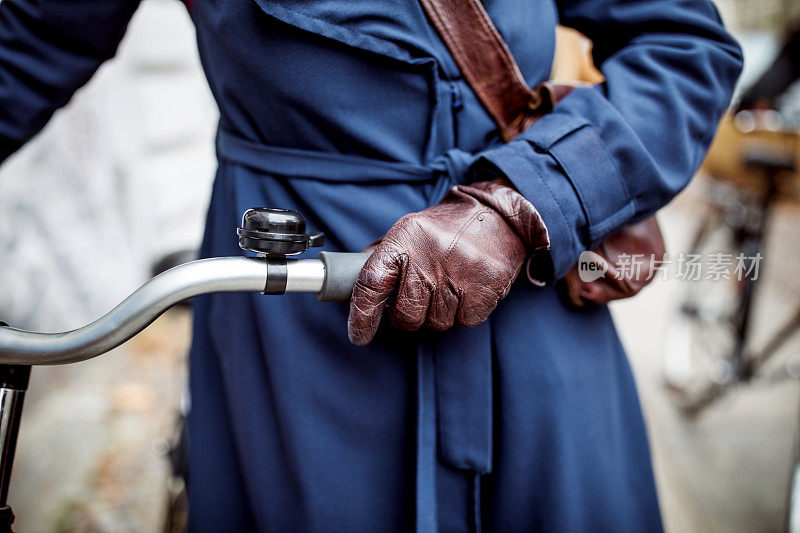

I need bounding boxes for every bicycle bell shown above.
[237,208,324,257]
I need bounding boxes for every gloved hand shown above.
[347,181,550,346]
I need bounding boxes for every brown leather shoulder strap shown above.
[418,0,547,141]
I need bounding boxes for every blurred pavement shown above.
[10,310,189,532]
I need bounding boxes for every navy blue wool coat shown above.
[0,0,741,531]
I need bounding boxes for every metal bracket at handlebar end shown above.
[0,322,29,390]
[0,505,14,533]
[0,365,30,391]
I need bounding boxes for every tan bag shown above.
[417,0,664,306]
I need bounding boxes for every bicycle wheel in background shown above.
[661,179,762,413]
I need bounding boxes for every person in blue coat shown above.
[0,0,741,531]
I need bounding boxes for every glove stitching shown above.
[445,210,491,262]
[503,202,535,218]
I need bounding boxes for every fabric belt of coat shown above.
[217,129,492,530]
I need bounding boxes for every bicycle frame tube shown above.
[0,382,24,505]
[0,328,30,532]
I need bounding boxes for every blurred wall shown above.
[0,0,217,331]
[716,0,800,32]
[716,0,800,108]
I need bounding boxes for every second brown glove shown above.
[347,181,550,346]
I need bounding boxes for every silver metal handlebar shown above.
[0,256,332,366]
[0,208,368,517]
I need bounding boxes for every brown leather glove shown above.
[347,181,550,346]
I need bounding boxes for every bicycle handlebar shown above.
[0,252,369,366]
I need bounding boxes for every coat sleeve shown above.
[0,0,141,162]
[471,0,743,280]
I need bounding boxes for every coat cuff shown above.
[470,113,636,281]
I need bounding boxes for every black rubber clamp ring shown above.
[263,258,288,295]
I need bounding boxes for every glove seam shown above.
[444,210,491,262]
